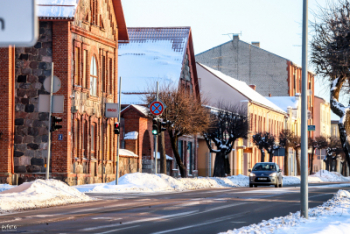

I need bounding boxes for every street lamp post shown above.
[301,0,309,218]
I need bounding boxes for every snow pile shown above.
[282,176,300,185]
[0,179,92,213]
[0,184,15,192]
[219,189,350,234]
[75,173,249,193]
[309,170,350,183]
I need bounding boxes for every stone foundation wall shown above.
[14,22,53,174]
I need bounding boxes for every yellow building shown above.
[196,63,286,176]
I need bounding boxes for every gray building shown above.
[196,36,314,98]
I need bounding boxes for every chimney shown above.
[252,42,260,48]
[269,94,272,97]
[249,84,256,90]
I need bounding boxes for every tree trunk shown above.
[168,131,187,178]
[325,156,330,171]
[213,151,226,177]
[309,148,315,175]
[260,149,265,162]
[224,154,230,175]
[268,152,273,162]
[159,131,167,174]
[338,123,350,173]
[296,149,301,175]
[284,146,289,175]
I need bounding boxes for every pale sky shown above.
[121,0,341,119]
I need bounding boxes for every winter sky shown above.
[122,0,341,119]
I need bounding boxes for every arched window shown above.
[90,56,98,96]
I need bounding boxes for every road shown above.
[0,183,349,234]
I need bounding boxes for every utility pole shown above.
[154,82,159,174]
[301,0,309,218]
[46,63,54,180]
[115,76,122,185]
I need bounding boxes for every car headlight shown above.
[250,173,256,177]
[270,173,277,177]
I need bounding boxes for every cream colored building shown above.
[266,95,301,175]
[196,63,287,176]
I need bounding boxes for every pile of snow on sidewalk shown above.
[0,184,14,192]
[0,179,92,213]
[220,189,350,234]
[309,170,350,182]
[75,173,250,193]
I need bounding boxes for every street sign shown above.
[44,76,61,93]
[0,0,38,47]
[149,100,166,116]
[38,94,64,113]
[308,125,315,131]
[58,134,63,141]
[105,103,119,118]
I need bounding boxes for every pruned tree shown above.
[146,84,210,178]
[325,136,343,172]
[290,135,301,175]
[253,132,281,162]
[311,0,350,171]
[279,129,295,175]
[203,105,249,177]
[308,136,328,174]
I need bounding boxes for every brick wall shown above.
[0,47,15,184]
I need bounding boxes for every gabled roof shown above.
[118,27,192,105]
[197,63,286,115]
[37,0,128,41]
[121,104,149,117]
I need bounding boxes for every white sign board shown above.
[105,103,119,118]
[38,94,64,113]
[0,0,38,47]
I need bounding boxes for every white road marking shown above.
[81,211,198,232]
[97,225,140,234]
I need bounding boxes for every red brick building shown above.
[0,0,129,185]
[118,27,200,177]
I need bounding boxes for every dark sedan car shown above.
[249,162,283,187]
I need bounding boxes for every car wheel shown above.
[249,184,253,187]
[275,183,278,188]
[254,185,258,187]
[279,181,283,187]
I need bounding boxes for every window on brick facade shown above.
[109,58,113,94]
[107,124,111,160]
[102,55,106,93]
[90,56,98,96]
[91,124,95,157]
[74,119,78,157]
[74,47,80,85]
[91,0,98,25]
[83,50,87,88]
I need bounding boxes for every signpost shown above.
[308,125,315,131]
[0,0,38,47]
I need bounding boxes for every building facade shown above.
[118,27,200,177]
[0,0,129,185]
[196,63,287,176]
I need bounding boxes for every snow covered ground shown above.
[0,179,92,213]
[74,170,350,194]
[219,189,350,234]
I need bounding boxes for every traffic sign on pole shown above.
[149,100,166,116]
[0,0,38,47]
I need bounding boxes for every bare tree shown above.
[308,136,328,174]
[253,132,281,162]
[311,0,350,170]
[325,136,343,172]
[203,105,249,177]
[279,129,295,175]
[146,84,210,178]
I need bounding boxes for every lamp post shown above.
[301,0,309,219]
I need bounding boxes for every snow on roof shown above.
[265,96,299,112]
[118,27,190,105]
[37,0,78,19]
[121,104,149,116]
[119,149,138,157]
[124,131,138,140]
[150,152,173,160]
[198,63,286,115]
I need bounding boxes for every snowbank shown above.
[220,189,350,234]
[75,173,250,193]
[309,170,350,183]
[0,179,92,213]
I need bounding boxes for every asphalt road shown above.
[1,183,349,234]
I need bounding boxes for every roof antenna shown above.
[222,31,242,40]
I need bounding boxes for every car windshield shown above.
[252,163,276,171]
